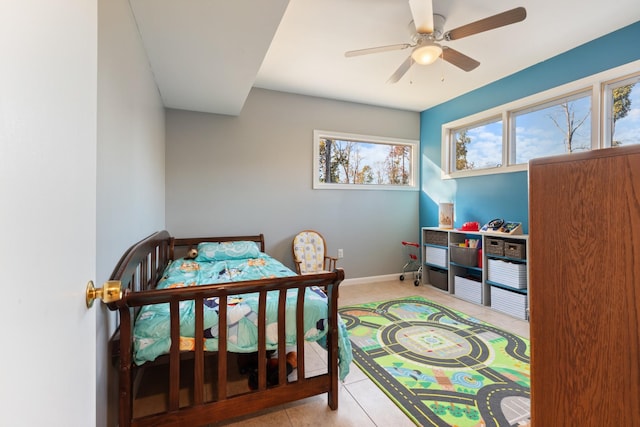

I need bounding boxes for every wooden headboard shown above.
[109,230,172,295]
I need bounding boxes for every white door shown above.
[0,2,97,426]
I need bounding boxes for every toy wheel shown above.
[399,275,405,281]
[414,280,420,286]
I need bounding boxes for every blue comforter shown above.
[133,253,352,380]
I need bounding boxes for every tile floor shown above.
[132,280,529,427]
[205,278,531,426]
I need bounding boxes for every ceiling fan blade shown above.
[444,7,527,41]
[387,55,415,84]
[345,43,411,58]
[441,46,480,72]
[409,0,434,34]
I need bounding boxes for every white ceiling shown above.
[130,0,640,116]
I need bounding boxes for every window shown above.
[603,73,640,148]
[451,118,502,172]
[313,130,418,190]
[441,60,640,178]
[511,91,592,164]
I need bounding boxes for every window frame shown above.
[509,88,594,163]
[446,114,504,175]
[440,59,640,179]
[313,129,419,191]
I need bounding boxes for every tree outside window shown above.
[452,119,502,172]
[607,78,639,147]
[314,131,418,190]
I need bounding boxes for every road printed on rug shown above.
[339,297,530,427]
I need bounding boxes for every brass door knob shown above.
[86,280,122,308]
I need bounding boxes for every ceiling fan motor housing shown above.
[410,13,445,41]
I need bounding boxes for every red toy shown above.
[460,221,480,231]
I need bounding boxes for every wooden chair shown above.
[292,230,337,275]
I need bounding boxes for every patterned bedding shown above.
[133,243,352,380]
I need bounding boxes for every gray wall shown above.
[97,0,166,424]
[166,88,420,279]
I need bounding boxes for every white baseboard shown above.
[341,273,411,286]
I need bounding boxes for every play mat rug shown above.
[339,296,530,427]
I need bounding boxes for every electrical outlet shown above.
[337,249,344,259]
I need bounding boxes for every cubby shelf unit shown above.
[421,227,529,320]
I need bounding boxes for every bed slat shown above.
[257,291,267,391]
[169,299,180,411]
[296,285,306,382]
[277,289,287,386]
[217,291,228,401]
[326,282,339,410]
[194,297,205,405]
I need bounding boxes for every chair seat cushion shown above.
[293,231,326,274]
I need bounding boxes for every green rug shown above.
[339,297,530,427]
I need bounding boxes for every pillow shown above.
[195,241,261,262]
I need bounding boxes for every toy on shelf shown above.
[480,218,523,235]
[459,221,480,231]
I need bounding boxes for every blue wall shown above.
[419,20,640,233]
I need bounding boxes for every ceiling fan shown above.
[344,0,527,83]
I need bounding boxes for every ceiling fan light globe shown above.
[411,44,442,65]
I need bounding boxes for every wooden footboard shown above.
[107,231,345,427]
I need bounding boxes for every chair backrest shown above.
[292,230,327,274]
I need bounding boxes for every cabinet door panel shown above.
[529,146,640,425]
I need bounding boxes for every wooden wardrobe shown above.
[529,144,640,425]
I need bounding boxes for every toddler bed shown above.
[106,230,351,427]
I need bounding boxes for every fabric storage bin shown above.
[485,238,505,256]
[426,267,448,291]
[450,245,478,267]
[424,230,448,246]
[491,286,528,320]
[425,246,447,268]
[487,259,527,289]
[454,276,482,304]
